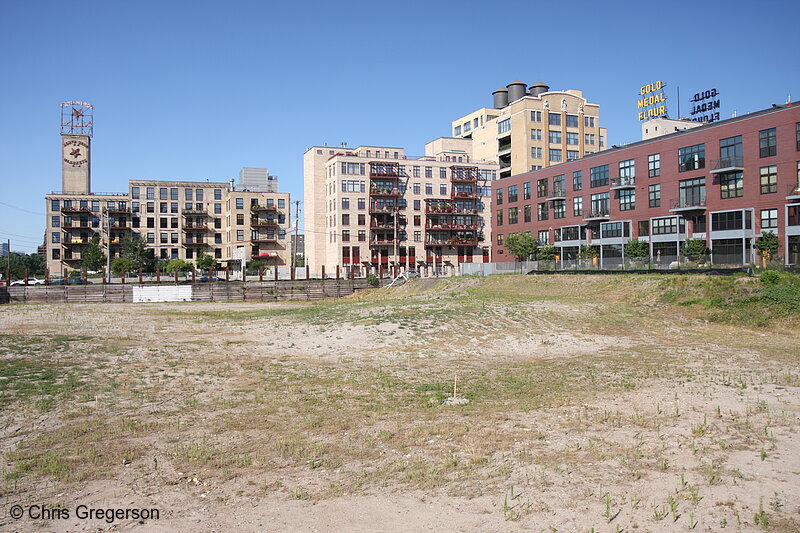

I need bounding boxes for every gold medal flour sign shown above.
[637,81,667,121]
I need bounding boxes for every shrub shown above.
[760,270,780,286]
[366,274,378,287]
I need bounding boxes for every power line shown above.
[0,201,45,216]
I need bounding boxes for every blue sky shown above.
[2,0,799,252]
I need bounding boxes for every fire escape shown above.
[368,161,408,270]
[425,166,484,267]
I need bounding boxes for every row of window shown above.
[131,187,223,202]
[50,197,285,213]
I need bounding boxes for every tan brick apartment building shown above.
[304,138,499,275]
[45,112,290,275]
[451,80,607,179]
[492,102,800,267]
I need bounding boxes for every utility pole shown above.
[105,209,111,282]
[5,239,10,286]
[292,200,301,272]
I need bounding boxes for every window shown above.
[619,189,635,211]
[52,232,60,243]
[496,188,503,205]
[531,147,543,159]
[679,143,705,172]
[720,172,743,198]
[160,232,168,244]
[523,182,531,200]
[566,132,579,145]
[357,198,365,210]
[236,213,244,225]
[584,116,595,128]
[537,179,548,198]
[508,185,518,203]
[638,220,650,237]
[652,217,679,235]
[413,166,420,177]
[566,114,579,128]
[146,187,155,200]
[761,208,778,230]
[719,135,743,166]
[537,202,548,221]
[590,165,609,187]
[341,230,350,242]
[549,130,562,144]
[585,134,595,145]
[236,197,244,209]
[342,197,350,209]
[601,222,628,239]
[531,129,542,141]
[440,168,447,179]
[413,183,420,194]
[531,111,542,122]
[171,202,178,213]
[342,180,365,192]
[573,171,582,191]
[51,215,60,228]
[567,150,579,161]
[649,184,661,207]
[341,162,366,175]
[553,200,566,219]
[549,149,562,162]
[498,118,511,134]
[341,214,350,225]
[573,197,583,216]
[497,234,504,246]
[538,230,549,244]
[235,230,244,241]
[524,204,532,222]
[159,188,167,200]
[413,215,420,226]
[414,199,421,210]
[496,209,503,226]
[508,207,518,224]
[440,184,447,195]
[619,159,635,179]
[548,112,561,126]
[590,192,609,216]
[648,153,660,177]
[463,122,471,132]
[425,183,432,195]
[214,189,222,200]
[454,125,461,136]
[760,166,777,194]
[759,128,777,157]
[712,211,744,231]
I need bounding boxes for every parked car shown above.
[404,270,421,279]
[199,275,225,282]
[10,278,45,286]
[50,278,93,285]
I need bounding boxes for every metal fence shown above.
[459,258,754,276]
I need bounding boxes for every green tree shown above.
[537,245,558,261]
[503,232,539,261]
[624,238,650,259]
[195,252,216,274]
[755,231,780,259]
[3,253,46,280]
[111,257,136,275]
[80,237,106,271]
[577,245,598,261]
[682,238,710,262]
[120,235,156,271]
[164,258,192,273]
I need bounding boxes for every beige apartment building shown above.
[304,138,499,275]
[451,80,607,178]
[45,107,290,275]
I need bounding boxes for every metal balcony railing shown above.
[610,176,635,189]
[669,198,707,210]
[711,157,744,171]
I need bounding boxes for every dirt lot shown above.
[1,274,799,532]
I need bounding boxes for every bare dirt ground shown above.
[1,274,799,532]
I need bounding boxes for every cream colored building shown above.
[304,138,499,274]
[45,158,291,275]
[451,80,607,178]
[641,116,703,140]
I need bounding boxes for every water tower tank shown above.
[492,87,509,109]
[506,80,527,103]
[528,81,550,97]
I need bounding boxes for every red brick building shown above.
[492,103,800,267]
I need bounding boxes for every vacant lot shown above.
[1,274,799,532]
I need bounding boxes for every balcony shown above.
[182,208,208,216]
[110,223,132,230]
[669,198,707,212]
[250,205,278,213]
[786,183,800,201]
[547,184,566,201]
[582,208,610,222]
[369,162,403,178]
[450,167,480,182]
[64,238,90,245]
[369,204,399,214]
[369,186,399,197]
[425,222,479,230]
[610,176,636,190]
[182,224,209,231]
[251,236,278,243]
[370,237,398,246]
[425,237,479,246]
[61,205,92,213]
[426,202,453,214]
[250,218,279,227]
[185,240,210,246]
[61,222,92,229]
[253,252,280,260]
[451,188,480,199]
[710,157,744,174]
[106,206,131,214]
